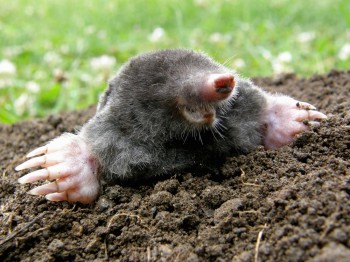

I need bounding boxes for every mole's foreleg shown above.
[15,133,99,204]
[262,95,327,149]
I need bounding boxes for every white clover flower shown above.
[233,58,246,69]
[272,60,284,74]
[148,27,165,43]
[209,32,224,43]
[194,0,207,7]
[3,46,22,57]
[25,81,40,93]
[34,70,48,80]
[85,25,96,35]
[209,32,231,44]
[43,52,62,66]
[277,52,292,63]
[79,72,92,83]
[259,48,293,74]
[270,52,293,74]
[24,6,34,16]
[0,59,16,79]
[15,93,31,115]
[90,55,116,73]
[272,59,293,74]
[297,31,316,43]
[60,45,70,54]
[97,31,106,39]
[259,48,273,61]
[338,43,350,60]
[346,30,350,39]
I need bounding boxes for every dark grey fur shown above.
[80,49,267,183]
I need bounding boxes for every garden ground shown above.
[0,70,349,261]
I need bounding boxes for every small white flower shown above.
[15,94,31,115]
[209,32,231,44]
[260,48,272,61]
[148,27,165,42]
[90,55,116,73]
[297,31,316,43]
[24,6,34,16]
[272,59,292,74]
[34,70,48,80]
[98,31,106,39]
[3,46,22,57]
[277,52,292,63]
[43,52,62,66]
[194,0,207,7]
[233,58,246,69]
[85,25,96,35]
[0,59,16,79]
[43,41,53,50]
[209,32,224,43]
[80,72,92,83]
[60,45,70,54]
[76,39,86,53]
[346,30,350,39]
[272,60,284,74]
[338,43,350,60]
[25,81,40,93]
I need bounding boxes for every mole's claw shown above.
[28,181,60,195]
[18,169,48,184]
[15,152,64,171]
[28,175,79,195]
[29,176,99,204]
[293,109,327,123]
[17,163,69,184]
[307,110,327,120]
[26,145,48,158]
[46,190,97,204]
[45,192,68,202]
[295,101,327,120]
[15,156,46,171]
[26,133,79,158]
[296,101,316,110]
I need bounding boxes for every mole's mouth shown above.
[180,105,216,125]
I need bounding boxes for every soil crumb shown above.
[1,70,349,261]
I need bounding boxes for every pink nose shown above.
[200,73,235,102]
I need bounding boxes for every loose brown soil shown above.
[0,70,349,262]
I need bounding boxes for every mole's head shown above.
[175,72,235,126]
[109,49,237,138]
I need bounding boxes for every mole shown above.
[15,49,327,204]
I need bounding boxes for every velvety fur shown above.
[80,49,267,183]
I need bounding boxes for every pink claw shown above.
[18,163,70,184]
[15,152,64,171]
[45,192,69,202]
[26,145,49,158]
[296,101,316,111]
[26,137,69,158]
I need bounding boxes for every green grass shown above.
[1,0,349,123]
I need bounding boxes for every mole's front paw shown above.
[15,133,99,204]
[263,96,327,149]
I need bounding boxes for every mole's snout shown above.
[200,73,235,102]
[214,74,235,94]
